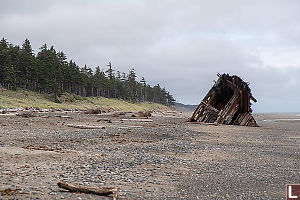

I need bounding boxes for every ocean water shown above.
[259,114,300,132]
[262,113,300,122]
[275,119,300,121]
[263,119,300,122]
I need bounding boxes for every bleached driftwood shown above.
[117,126,144,128]
[57,181,118,199]
[0,113,16,116]
[55,115,72,119]
[67,124,105,129]
[120,119,153,122]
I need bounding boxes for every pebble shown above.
[0,113,299,199]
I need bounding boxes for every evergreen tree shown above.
[0,38,176,106]
[127,68,137,102]
[0,38,9,87]
[140,77,146,101]
[93,66,106,96]
[18,39,36,89]
[105,62,114,80]
[116,71,121,80]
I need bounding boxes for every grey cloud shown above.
[1,0,300,112]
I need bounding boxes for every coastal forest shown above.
[0,38,175,106]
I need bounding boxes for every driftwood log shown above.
[67,124,105,129]
[57,181,118,199]
[120,119,153,122]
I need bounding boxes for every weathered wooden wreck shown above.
[188,73,258,127]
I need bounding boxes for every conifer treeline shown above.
[0,38,175,106]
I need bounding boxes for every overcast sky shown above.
[1,0,300,112]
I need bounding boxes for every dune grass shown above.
[0,88,170,111]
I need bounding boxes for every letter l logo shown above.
[289,186,298,199]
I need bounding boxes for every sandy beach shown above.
[0,111,299,199]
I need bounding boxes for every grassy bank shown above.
[0,88,171,111]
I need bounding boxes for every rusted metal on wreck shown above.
[188,73,258,127]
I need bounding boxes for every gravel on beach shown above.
[0,112,299,199]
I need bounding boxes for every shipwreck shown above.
[188,73,258,127]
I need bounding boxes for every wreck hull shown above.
[188,73,258,127]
